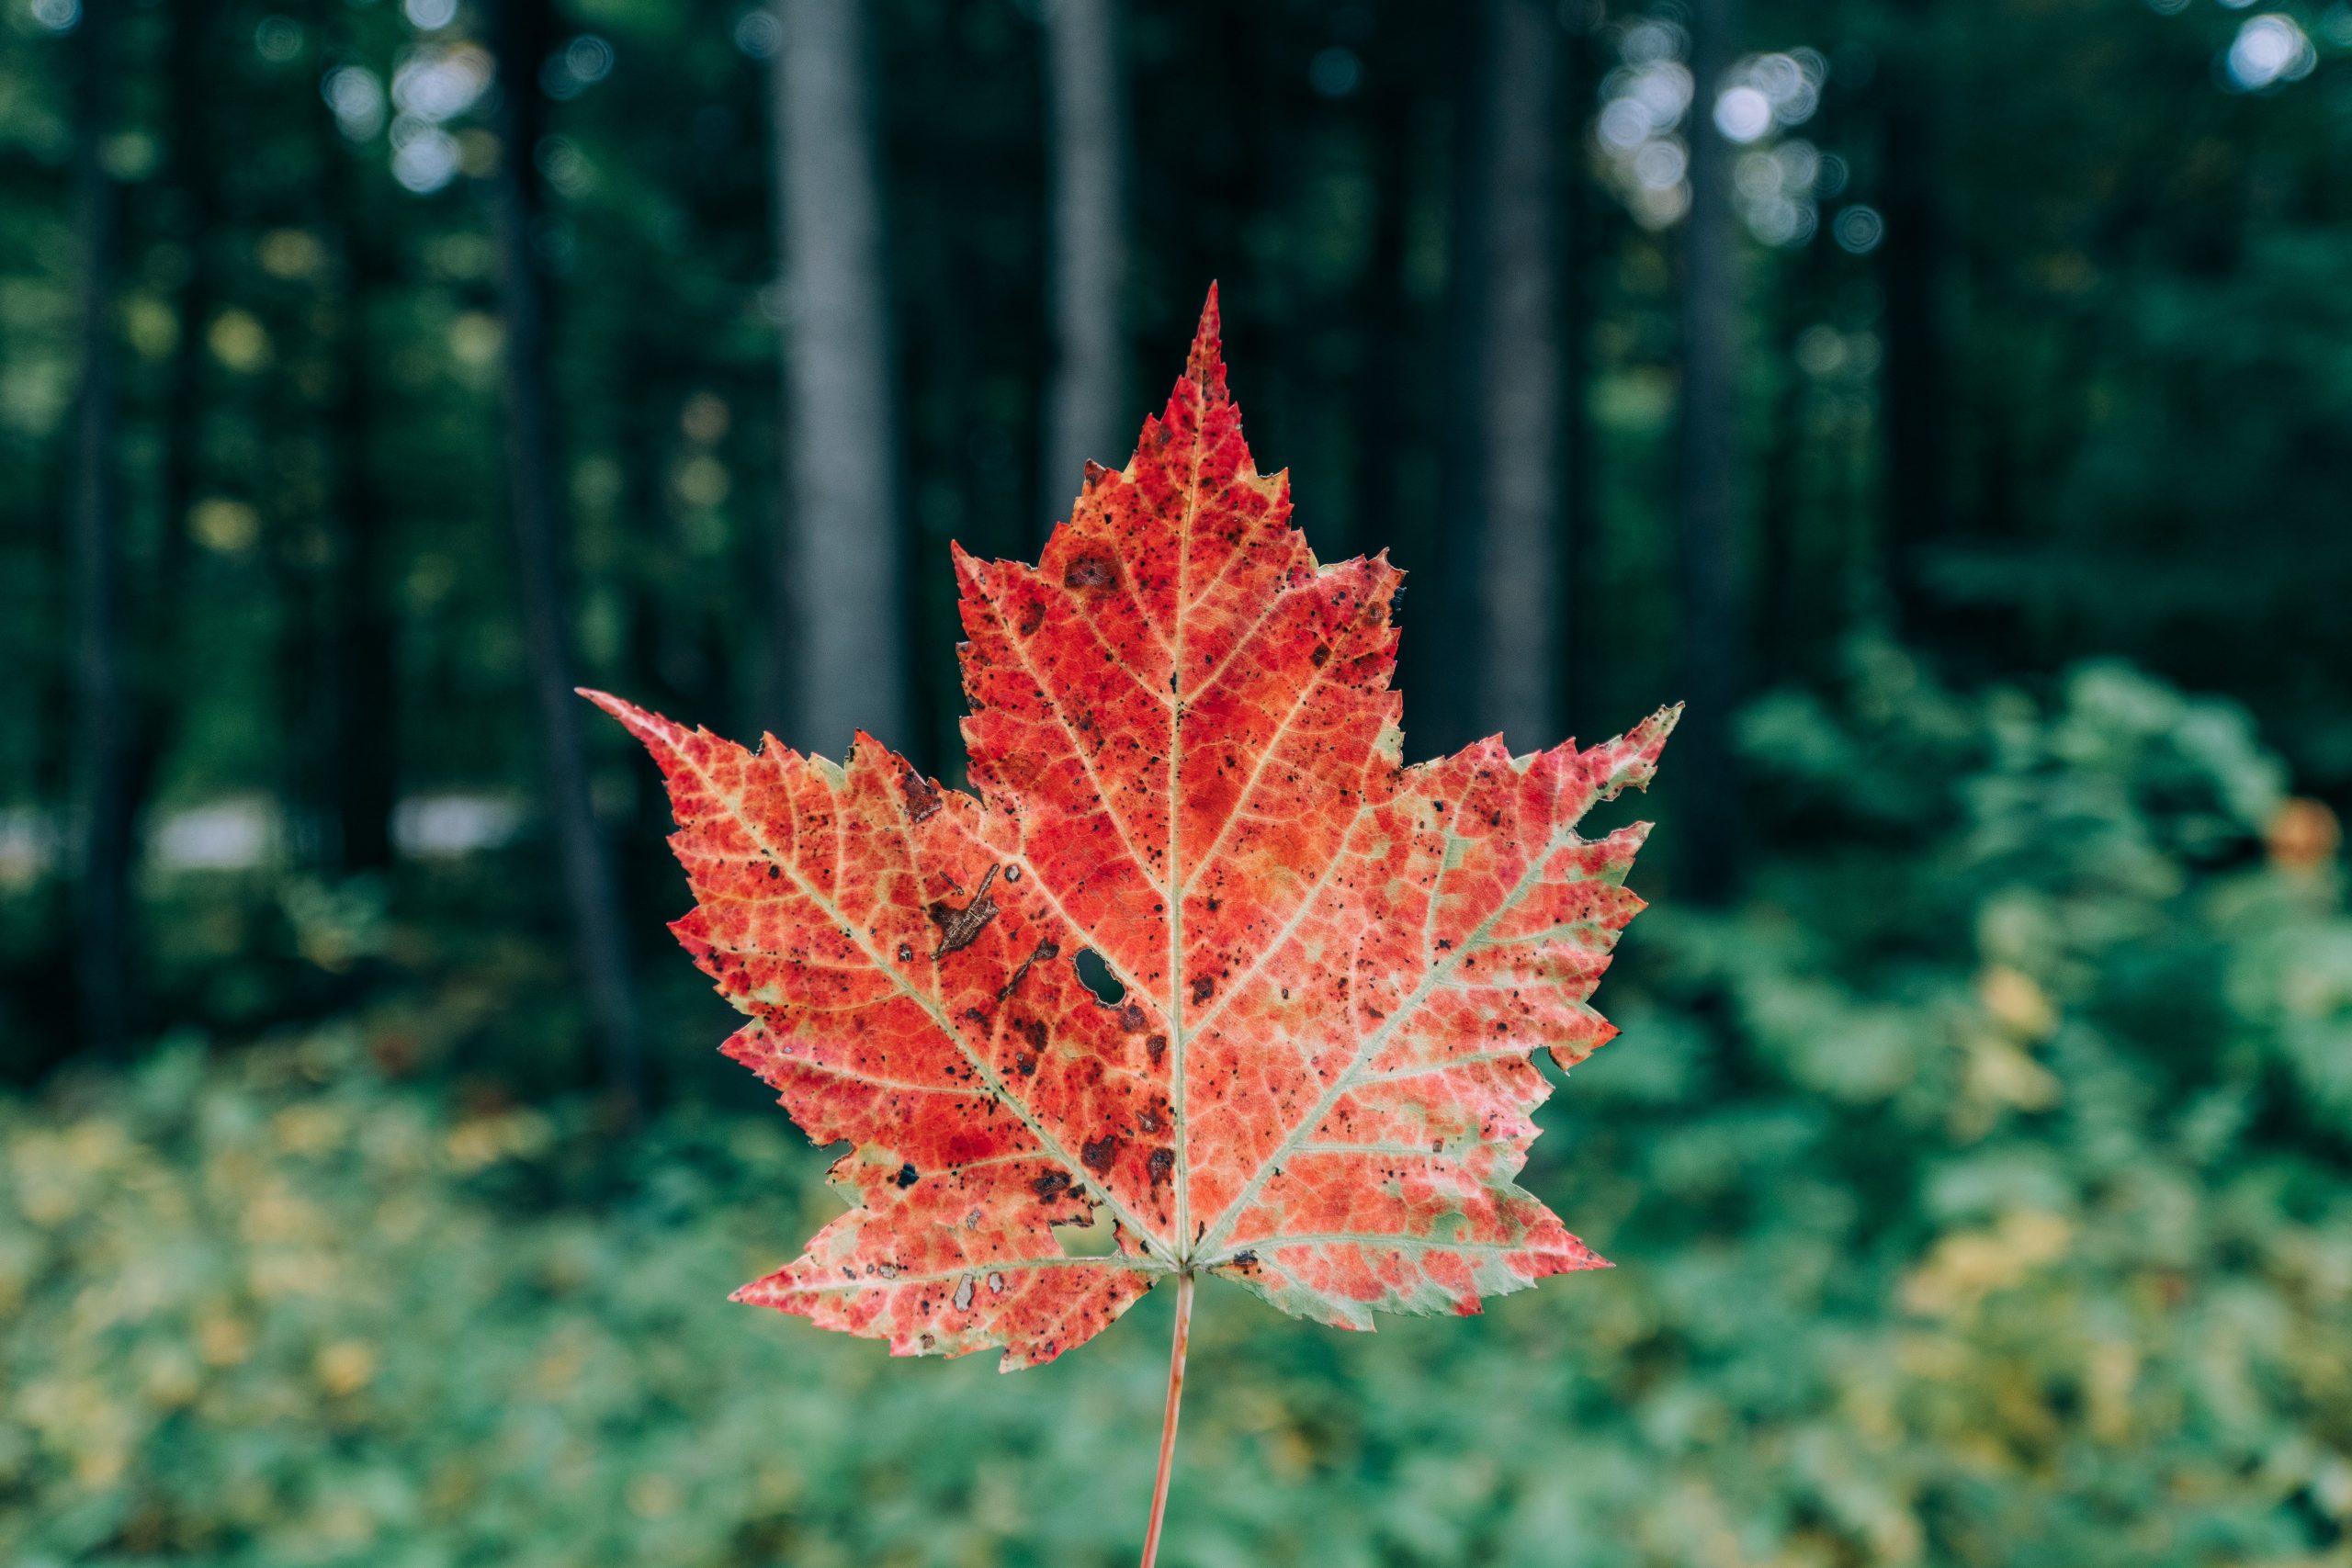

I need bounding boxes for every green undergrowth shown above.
[6,650,2350,1567]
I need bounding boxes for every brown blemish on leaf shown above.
[998,938,1061,1001]
[902,768,943,822]
[930,864,1001,961]
[1063,552,1118,591]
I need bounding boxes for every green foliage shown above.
[6,658,2347,1566]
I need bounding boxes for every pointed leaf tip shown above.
[578,687,637,724]
[578,688,680,753]
[1186,283,1227,402]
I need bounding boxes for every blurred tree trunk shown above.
[1882,0,1948,639]
[125,0,217,901]
[1676,0,1742,903]
[1039,0,1125,540]
[1558,3,1604,739]
[1350,66,1418,579]
[903,11,988,775]
[1423,18,1497,758]
[1758,227,1833,686]
[489,0,641,1109]
[324,128,398,874]
[768,0,910,755]
[1465,0,1563,755]
[69,0,129,1055]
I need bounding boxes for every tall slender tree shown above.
[68,0,129,1055]
[488,0,641,1106]
[1557,1,1609,739]
[1675,0,1742,902]
[125,0,219,896]
[1881,0,1949,640]
[1039,0,1126,540]
[1350,43,1421,580]
[1465,0,1564,754]
[1422,19,1498,758]
[322,98,399,874]
[769,0,910,755]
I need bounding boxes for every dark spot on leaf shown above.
[1310,643,1329,667]
[931,865,1001,960]
[1232,1249,1257,1268]
[1034,1171,1071,1201]
[902,770,943,822]
[1081,1135,1120,1175]
[1063,552,1117,591]
[1016,598,1046,637]
[1146,1032,1167,1066]
[1147,1147,1174,1186]
[896,1163,918,1189]
[998,938,1059,1000]
[1191,976,1214,1006]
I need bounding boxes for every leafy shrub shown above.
[4,652,2347,1566]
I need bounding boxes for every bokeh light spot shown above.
[1714,85,1773,143]
[1833,205,1883,254]
[2224,15,2313,90]
[1309,46,1363,98]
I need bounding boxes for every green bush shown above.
[4,653,2348,1566]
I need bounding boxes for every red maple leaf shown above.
[587,288,1671,1559]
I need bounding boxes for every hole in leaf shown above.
[1074,948,1125,1006]
[1052,1206,1120,1258]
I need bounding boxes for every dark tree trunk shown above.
[324,134,399,874]
[1467,0,1564,755]
[488,0,641,1109]
[1558,5,1604,739]
[1350,63,1418,581]
[69,0,130,1055]
[124,0,218,899]
[901,9,991,776]
[1421,20,1498,759]
[1882,0,1948,639]
[1675,0,1743,903]
[768,0,910,756]
[1040,0,1126,540]
[1758,229,1833,685]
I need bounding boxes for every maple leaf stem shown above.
[1136,1270,1194,1568]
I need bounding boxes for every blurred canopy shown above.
[3,0,2352,1562]
[2,0,2349,1070]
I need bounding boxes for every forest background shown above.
[4,0,2352,1564]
